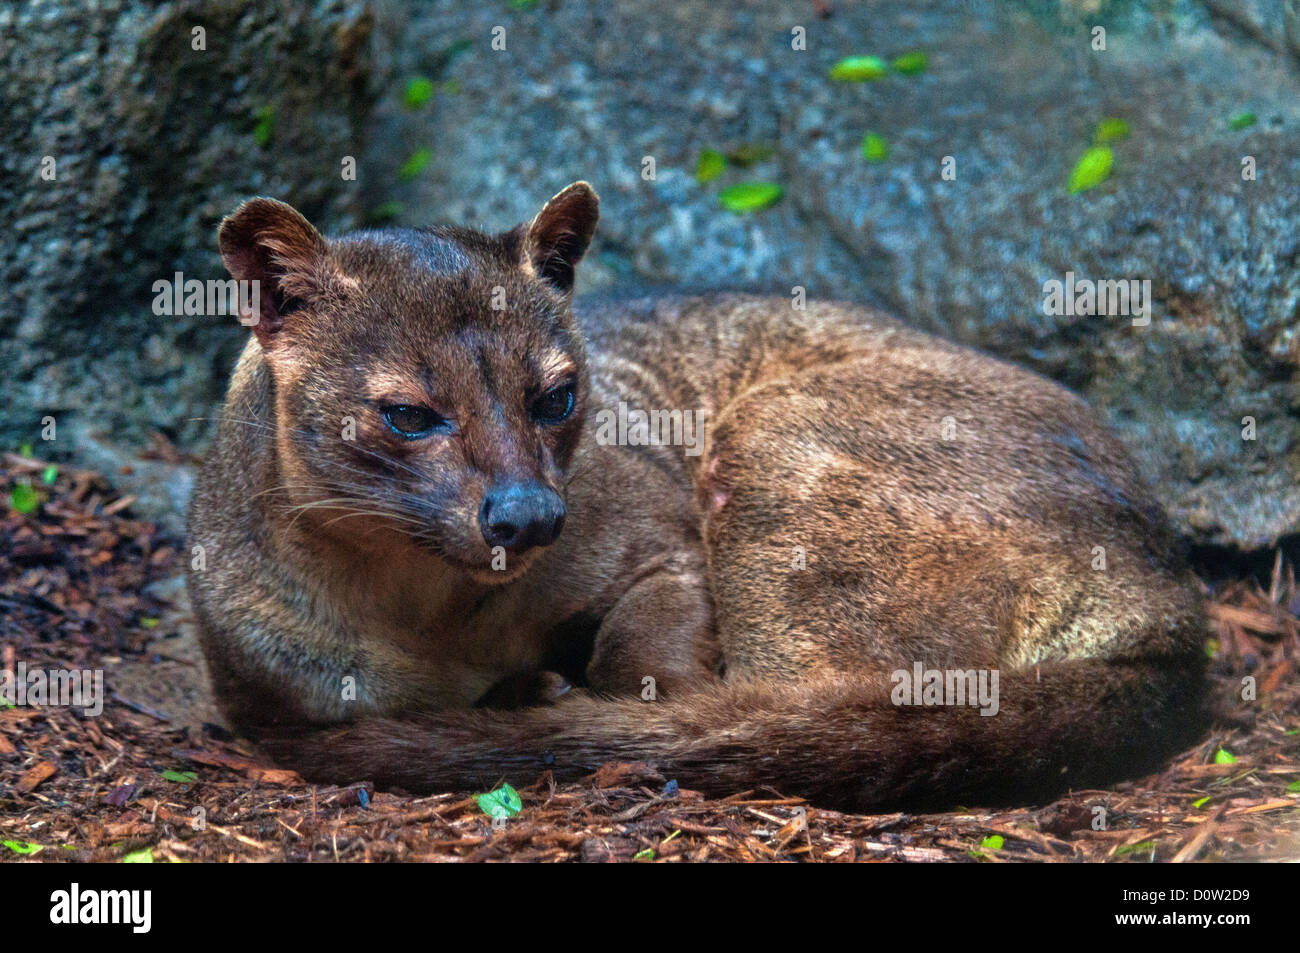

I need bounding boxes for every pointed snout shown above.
[478,482,566,554]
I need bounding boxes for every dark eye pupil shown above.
[383,405,441,436]
[534,385,574,423]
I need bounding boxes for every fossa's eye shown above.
[531,382,576,424]
[381,404,449,438]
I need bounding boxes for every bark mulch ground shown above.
[2,450,1298,862]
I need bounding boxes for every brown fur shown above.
[187,183,1209,811]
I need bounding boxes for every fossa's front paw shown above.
[476,670,573,709]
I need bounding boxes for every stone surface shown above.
[3,0,1297,547]
[0,0,375,455]
[369,0,1300,548]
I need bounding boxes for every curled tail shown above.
[252,656,1208,811]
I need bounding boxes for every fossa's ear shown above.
[516,181,599,294]
[217,197,329,348]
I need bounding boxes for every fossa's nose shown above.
[478,482,566,553]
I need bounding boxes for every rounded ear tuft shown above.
[522,181,600,294]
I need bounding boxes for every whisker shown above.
[280,496,425,525]
[317,509,417,530]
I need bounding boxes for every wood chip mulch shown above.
[2,451,1298,862]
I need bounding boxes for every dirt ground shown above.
[2,449,1298,863]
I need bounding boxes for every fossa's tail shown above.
[253,653,1208,811]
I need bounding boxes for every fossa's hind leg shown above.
[585,557,721,697]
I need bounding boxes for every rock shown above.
[367,0,1299,548]
[0,0,375,454]
[5,0,1297,549]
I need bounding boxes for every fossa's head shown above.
[218,183,599,582]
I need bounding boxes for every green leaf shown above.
[122,848,153,863]
[1116,840,1156,856]
[980,834,1004,850]
[438,38,473,68]
[632,847,655,861]
[476,783,522,819]
[403,76,435,110]
[892,51,928,75]
[2,841,44,855]
[1066,145,1113,194]
[726,144,775,167]
[861,133,889,162]
[367,201,404,224]
[509,0,538,8]
[1213,747,1237,765]
[18,443,33,458]
[1192,796,1210,808]
[399,147,433,182]
[1285,728,1299,736]
[718,181,783,213]
[140,617,160,629]
[10,484,38,514]
[161,770,197,783]
[1286,780,1300,793]
[695,148,726,183]
[1093,117,1131,144]
[1228,111,1257,130]
[252,106,275,149]
[40,465,57,484]
[829,55,887,81]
